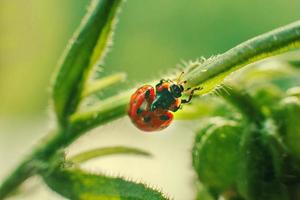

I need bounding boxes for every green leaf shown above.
[69,146,152,164]
[51,0,124,125]
[43,168,168,200]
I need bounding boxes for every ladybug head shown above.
[170,84,184,98]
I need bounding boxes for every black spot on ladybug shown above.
[145,90,150,99]
[136,108,143,115]
[143,116,151,123]
[160,115,170,121]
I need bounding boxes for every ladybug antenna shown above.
[178,80,187,88]
[176,71,185,83]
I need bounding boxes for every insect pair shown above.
[128,72,201,131]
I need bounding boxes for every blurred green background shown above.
[1,0,300,117]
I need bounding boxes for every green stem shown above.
[69,91,130,133]
[0,129,64,199]
[184,20,300,92]
[0,160,34,199]
[0,94,127,199]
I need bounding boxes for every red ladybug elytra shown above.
[128,73,200,132]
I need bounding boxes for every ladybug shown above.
[128,73,200,131]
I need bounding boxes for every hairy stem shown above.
[184,20,300,93]
[0,129,64,199]
[0,160,34,199]
[0,94,127,199]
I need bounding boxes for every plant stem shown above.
[69,91,130,133]
[69,146,151,164]
[184,20,300,93]
[0,98,128,199]
[0,159,34,199]
[0,129,64,199]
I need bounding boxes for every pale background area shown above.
[0,118,198,199]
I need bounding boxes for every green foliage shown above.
[237,120,288,200]
[192,118,242,193]
[250,85,283,116]
[0,1,129,199]
[287,86,300,99]
[276,96,300,162]
[192,68,300,199]
[51,0,123,125]
[1,0,300,199]
[183,21,300,94]
[195,183,215,200]
[174,96,232,120]
[43,167,168,200]
[69,91,130,133]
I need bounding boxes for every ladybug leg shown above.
[158,79,172,84]
[169,98,181,112]
[171,105,181,112]
[155,79,172,94]
[155,80,163,89]
[181,87,202,104]
[156,79,172,88]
